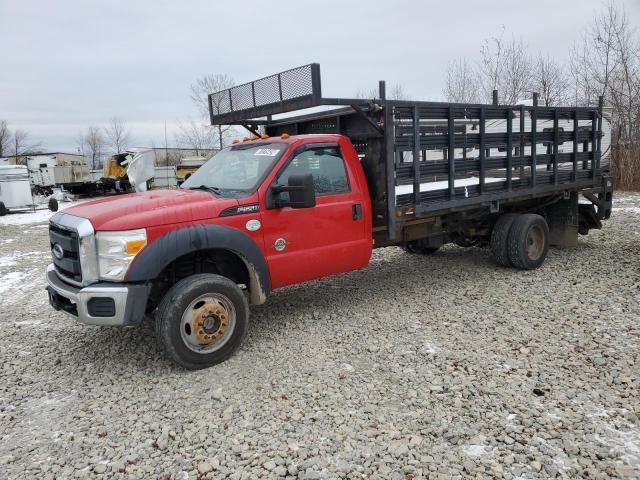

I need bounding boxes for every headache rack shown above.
[209,63,609,240]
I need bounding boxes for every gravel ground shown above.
[0,194,639,480]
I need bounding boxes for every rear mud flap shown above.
[547,192,579,247]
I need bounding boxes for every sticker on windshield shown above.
[254,148,279,157]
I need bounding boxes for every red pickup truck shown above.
[46,64,612,369]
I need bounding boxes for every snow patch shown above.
[615,207,640,214]
[51,431,64,443]
[422,342,437,354]
[463,444,495,457]
[596,427,640,470]
[0,271,26,294]
[0,252,48,270]
[341,363,354,372]
[505,413,518,426]
[0,256,17,269]
[0,201,80,226]
[14,320,42,327]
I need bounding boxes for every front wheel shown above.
[155,274,249,369]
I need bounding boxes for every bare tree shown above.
[83,126,105,169]
[571,1,640,141]
[176,120,216,155]
[353,83,406,100]
[478,26,506,102]
[389,84,407,100]
[478,29,533,104]
[190,74,234,150]
[12,129,42,160]
[609,4,640,142]
[569,40,598,106]
[569,1,640,187]
[533,54,570,106]
[501,37,533,104]
[104,117,130,154]
[0,120,11,158]
[443,58,481,103]
[570,1,625,107]
[354,87,380,99]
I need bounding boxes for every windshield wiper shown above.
[188,185,222,194]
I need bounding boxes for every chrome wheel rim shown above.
[180,293,236,354]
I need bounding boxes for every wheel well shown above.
[147,248,265,312]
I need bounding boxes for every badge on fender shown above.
[274,238,287,251]
[246,219,261,232]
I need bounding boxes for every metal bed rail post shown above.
[507,108,513,191]
[412,106,420,210]
[383,95,396,240]
[448,106,455,199]
[479,107,486,194]
[531,93,538,189]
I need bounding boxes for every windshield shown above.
[181,142,287,196]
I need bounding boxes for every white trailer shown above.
[151,166,178,188]
[0,165,34,215]
[26,154,93,195]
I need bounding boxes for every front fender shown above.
[126,224,270,299]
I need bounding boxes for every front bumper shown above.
[46,264,149,326]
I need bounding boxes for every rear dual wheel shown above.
[490,213,549,270]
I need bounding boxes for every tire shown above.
[48,197,59,212]
[0,202,6,216]
[490,213,518,267]
[155,274,249,370]
[402,240,439,255]
[507,214,550,270]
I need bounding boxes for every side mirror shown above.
[269,173,316,209]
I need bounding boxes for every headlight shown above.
[95,229,147,281]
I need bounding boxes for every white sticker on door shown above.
[246,219,261,231]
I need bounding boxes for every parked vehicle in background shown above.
[0,165,34,215]
[177,156,208,184]
[100,152,132,192]
[151,166,178,189]
[101,150,184,192]
[45,64,613,369]
[0,165,59,215]
[25,153,94,196]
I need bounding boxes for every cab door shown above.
[260,142,371,288]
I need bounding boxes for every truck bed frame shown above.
[208,63,612,243]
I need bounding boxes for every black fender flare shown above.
[126,224,270,302]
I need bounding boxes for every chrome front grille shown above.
[49,222,82,283]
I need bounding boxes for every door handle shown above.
[352,203,362,221]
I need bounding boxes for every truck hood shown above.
[64,189,239,230]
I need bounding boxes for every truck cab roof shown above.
[231,133,345,146]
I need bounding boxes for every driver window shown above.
[278,146,350,196]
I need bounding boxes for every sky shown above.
[1,0,638,153]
